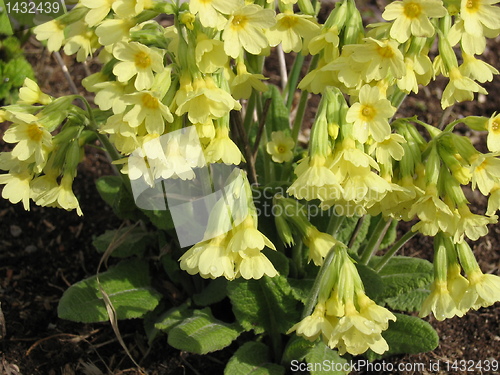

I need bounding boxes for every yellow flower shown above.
[308,26,340,60]
[266,131,294,163]
[93,81,133,114]
[190,0,243,29]
[33,19,65,52]
[382,0,447,43]
[349,38,406,83]
[175,76,241,124]
[469,153,500,195]
[63,21,100,62]
[328,301,390,355]
[419,279,462,320]
[3,116,53,172]
[123,91,173,134]
[230,61,268,100]
[195,35,228,74]
[287,302,334,342]
[81,0,115,27]
[369,134,406,166]
[487,113,500,152]
[346,85,395,143]
[454,204,497,242]
[267,12,320,53]
[204,126,242,165]
[95,18,135,46]
[112,0,153,18]
[460,0,500,37]
[460,270,500,310]
[235,248,279,279]
[287,155,343,201]
[0,170,32,210]
[18,78,52,105]
[459,53,499,83]
[34,174,83,215]
[441,66,487,109]
[303,226,338,266]
[222,4,276,58]
[113,42,165,91]
[179,235,236,280]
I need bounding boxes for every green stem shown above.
[285,54,306,110]
[373,230,417,272]
[243,91,256,135]
[359,217,393,265]
[291,241,304,278]
[260,277,283,361]
[301,245,337,318]
[326,211,345,237]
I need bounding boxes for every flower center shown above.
[361,105,376,120]
[403,2,422,18]
[277,145,286,154]
[27,123,43,142]
[376,44,395,58]
[491,120,500,133]
[141,93,160,109]
[281,15,299,29]
[134,51,151,69]
[465,0,479,10]
[231,15,248,29]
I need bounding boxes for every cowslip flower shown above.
[81,0,115,27]
[175,76,241,124]
[33,19,65,51]
[190,0,243,29]
[34,174,83,215]
[204,126,243,165]
[441,67,487,109]
[459,53,499,83]
[460,0,500,37]
[486,113,500,152]
[382,0,447,43]
[266,131,294,163]
[113,42,165,91]
[287,302,334,343]
[267,12,320,53]
[63,20,100,62]
[230,61,268,100]
[0,170,32,210]
[18,78,52,105]
[419,279,463,320]
[346,85,396,143]
[222,4,276,58]
[122,91,173,134]
[469,153,500,195]
[3,115,53,172]
[302,226,338,266]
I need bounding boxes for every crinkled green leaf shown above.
[167,308,241,355]
[281,335,315,364]
[227,276,300,335]
[305,342,350,375]
[192,278,228,306]
[93,226,153,258]
[225,342,285,375]
[58,259,162,323]
[384,287,430,312]
[154,302,193,333]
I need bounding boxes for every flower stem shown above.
[301,245,337,319]
[359,216,393,265]
[373,230,417,272]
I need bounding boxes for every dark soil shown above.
[1,9,500,375]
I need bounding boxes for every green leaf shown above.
[355,264,384,302]
[192,278,228,306]
[0,0,14,35]
[58,259,162,323]
[368,313,438,360]
[262,85,290,133]
[93,226,153,258]
[288,278,315,304]
[95,176,140,220]
[263,248,290,276]
[225,342,285,375]
[141,208,175,230]
[384,288,430,312]
[305,342,349,375]
[281,335,315,364]
[377,256,433,306]
[227,276,301,335]
[155,302,193,333]
[167,308,241,355]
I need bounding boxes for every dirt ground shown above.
[1,6,500,375]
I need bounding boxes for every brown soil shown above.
[1,10,500,375]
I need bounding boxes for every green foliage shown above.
[0,35,35,104]
[58,259,162,323]
[95,176,140,220]
[227,275,301,335]
[225,342,285,375]
[305,342,349,375]
[377,256,433,311]
[367,313,439,360]
[166,308,241,355]
[92,226,154,258]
